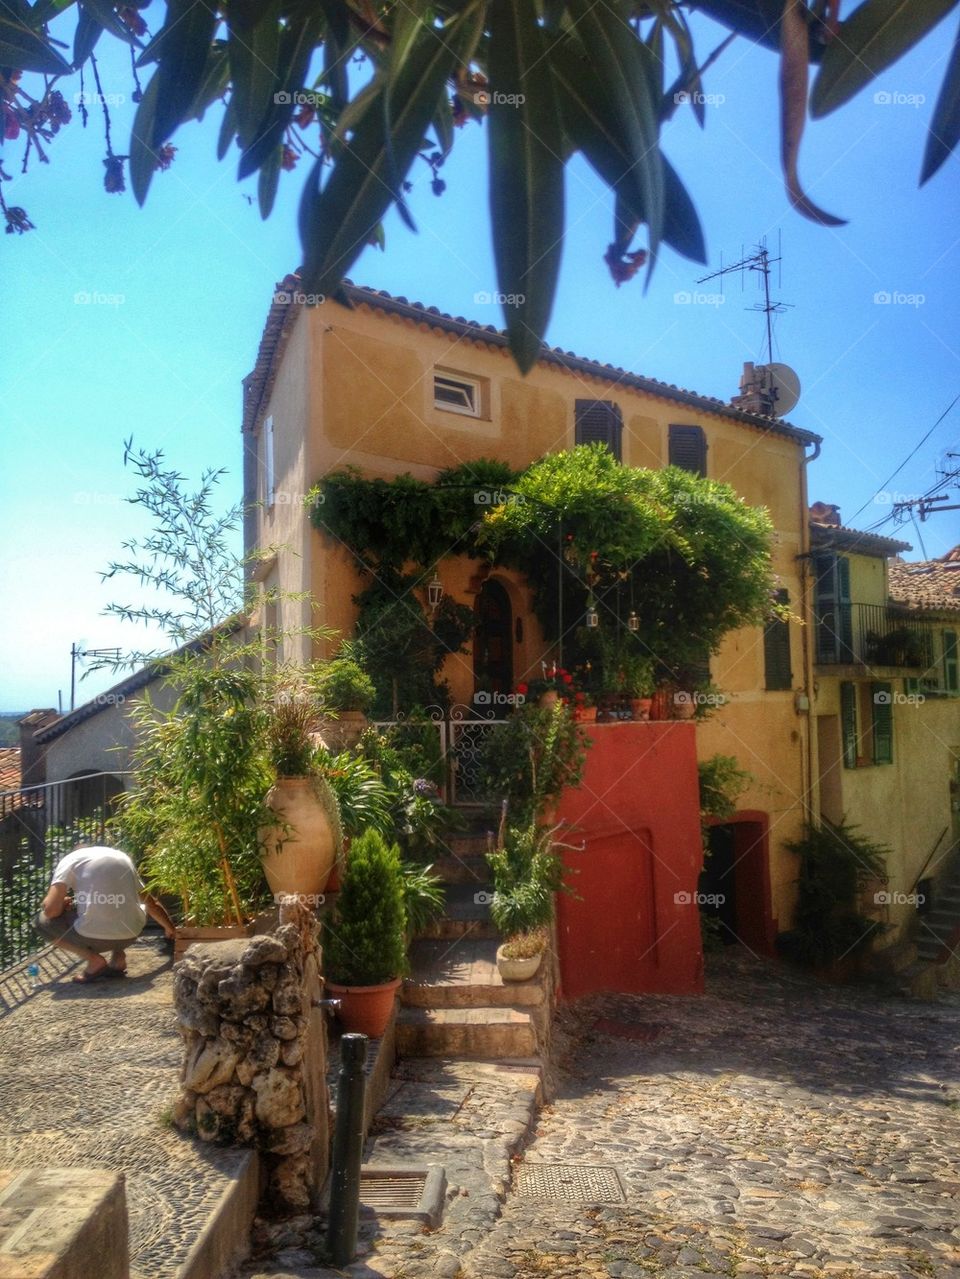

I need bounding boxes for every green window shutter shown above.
[836,556,853,659]
[944,631,959,693]
[668,424,707,476]
[763,590,792,690]
[840,681,858,768]
[575,400,623,461]
[872,681,893,764]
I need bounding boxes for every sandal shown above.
[104,966,128,979]
[71,967,110,985]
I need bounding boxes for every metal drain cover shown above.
[514,1163,626,1203]
[357,1164,446,1225]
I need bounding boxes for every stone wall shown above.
[171,900,329,1215]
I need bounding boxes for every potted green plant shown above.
[477,701,587,827]
[117,659,274,958]
[314,650,377,749]
[323,827,408,1037]
[487,823,564,981]
[259,679,344,904]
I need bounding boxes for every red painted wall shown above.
[555,722,705,998]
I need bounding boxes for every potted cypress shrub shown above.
[323,828,408,1037]
[259,681,343,904]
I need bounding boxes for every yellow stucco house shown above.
[241,277,831,954]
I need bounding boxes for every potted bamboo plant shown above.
[488,822,564,981]
[118,659,274,959]
[323,827,408,1037]
[259,678,343,904]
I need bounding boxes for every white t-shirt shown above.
[52,846,147,940]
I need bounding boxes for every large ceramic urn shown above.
[260,776,338,902]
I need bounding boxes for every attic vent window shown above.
[434,372,481,417]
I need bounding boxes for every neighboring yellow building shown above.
[810,520,960,949]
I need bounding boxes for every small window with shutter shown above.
[871,681,893,764]
[764,590,792,690]
[840,681,858,768]
[668,424,707,476]
[575,399,623,460]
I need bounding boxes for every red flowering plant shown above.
[515,662,592,708]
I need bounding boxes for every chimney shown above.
[731,361,774,415]
[18,709,58,787]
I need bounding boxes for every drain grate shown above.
[514,1163,625,1203]
[357,1164,446,1225]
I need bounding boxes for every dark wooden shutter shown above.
[575,400,623,460]
[668,424,707,476]
[871,681,893,764]
[944,630,959,693]
[763,590,792,690]
[814,552,853,663]
[840,681,858,768]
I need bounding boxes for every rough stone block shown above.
[0,1168,129,1279]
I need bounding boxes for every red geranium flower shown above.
[562,673,573,684]
[516,683,528,695]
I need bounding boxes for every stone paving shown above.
[245,950,960,1279]
[0,936,252,1278]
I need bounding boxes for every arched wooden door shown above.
[473,579,513,698]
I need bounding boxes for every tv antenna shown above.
[697,234,792,366]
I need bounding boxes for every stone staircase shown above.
[871,849,960,999]
[915,853,960,967]
[396,825,546,1062]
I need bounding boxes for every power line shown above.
[847,391,960,525]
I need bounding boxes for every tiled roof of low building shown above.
[809,521,911,558]
[242,275,822,449]
[0,747,21,793]
[888,547,960,615]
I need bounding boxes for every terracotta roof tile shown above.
[809,522,912,557]
[241,276,822,449]
[0,747,21,793]
[888,548,960,615]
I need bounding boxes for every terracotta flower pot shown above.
[260,776,338,903]
[326,977,401,1038]
[630,697,653,720]
[574,705,598,723]
[539,691,560,709]
[496,944,543,982]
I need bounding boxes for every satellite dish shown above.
[758,362,801,416]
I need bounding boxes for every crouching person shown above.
[36,844,176,984]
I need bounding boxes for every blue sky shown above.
[2,11,958,711]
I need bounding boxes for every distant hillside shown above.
[0,715,25,747]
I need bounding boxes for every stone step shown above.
[396,1006,538,1059]
[431,852,491,885]
[403,937,543,1010]
[417,884,498,941]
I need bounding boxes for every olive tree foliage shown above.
[2,1,957,369]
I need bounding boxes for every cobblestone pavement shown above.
[0,937,251,1279]
[246,951,960,1279]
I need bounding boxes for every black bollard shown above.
[327,1032,367,1267]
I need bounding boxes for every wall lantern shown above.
[627,610,639,633]
[427,573,444,611]
[585,601,599,629]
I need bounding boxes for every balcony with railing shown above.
[814,602,936,669]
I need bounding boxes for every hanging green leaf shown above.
[299,5,481,304]
[920,17,960,182]
[812,0,959,117]
[217,93,238,161]
[72,6,103,68]
[129,70,161,206]
[487,0,566,373]
[258,145,282,219]
[227,0,281,151]
[780,0,846,225]
[78,0,140,47]
[149,0,219,147]
[565,0,663,272]
[0,10,71,73]
[188,42,229,122]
